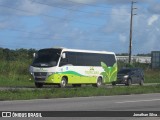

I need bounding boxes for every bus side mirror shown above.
[62,53,66,59]
[33,53,37,58]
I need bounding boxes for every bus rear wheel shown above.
[112,81,116,86]
[35,82,43,88]
[92,77,102,87]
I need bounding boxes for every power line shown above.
[0,28,115,43]
[6,28,52,36]
[0,2,131,49]
[0,28,71,40]
[64,0,130,9]
[0,4,117,42]
[32,1,130,16]
[0,36,114,49]
[0,1,131,29]
[0,4,106,27]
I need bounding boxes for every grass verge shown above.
[144,69,160,83]
[0,85,160,101]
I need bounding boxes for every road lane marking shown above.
[116,99,160,104]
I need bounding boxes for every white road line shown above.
[116,99,160,104]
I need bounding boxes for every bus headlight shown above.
[30,72,33,75]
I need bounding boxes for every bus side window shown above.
[59,53,68,66]
[68,52,76,66]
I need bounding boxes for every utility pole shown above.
[129,1,137,64]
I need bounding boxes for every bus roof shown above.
[52,47,115,55]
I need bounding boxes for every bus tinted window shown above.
[104,54,116,66]
[68,52,77,65]
[59,52,116,67]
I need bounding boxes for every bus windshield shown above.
[32,48,61,67]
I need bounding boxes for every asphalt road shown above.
[1,93,160,120]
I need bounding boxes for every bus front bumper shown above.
[32,72,61,84]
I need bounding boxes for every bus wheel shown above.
[35,82,43,88]
[59,77,67,88]
[93,77,102,87]
[112,81,116,86]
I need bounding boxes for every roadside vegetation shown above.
[0,85,160,100]
[0,48,35,87]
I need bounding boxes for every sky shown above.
[0,0,160,54]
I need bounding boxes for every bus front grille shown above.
[34,72,47,76]
[35,77,46,81]
[34,72,47,81]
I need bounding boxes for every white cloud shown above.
[19,0,48,15]
[147,15,158,26]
